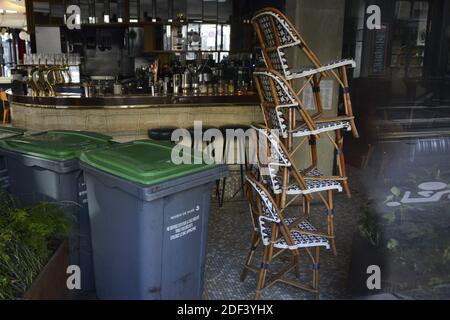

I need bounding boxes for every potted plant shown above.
[0,190,73,300]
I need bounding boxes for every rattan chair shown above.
[241,173,330,299]
[251,124,344,255]
[252,7,358,138]
[253,70,352,197]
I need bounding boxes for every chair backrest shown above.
[252,7,324,78]
[253,70,315,138]
[251,124,310,196]
[245,173,298,248]
[245,173,280,223]
[252,11,293,76]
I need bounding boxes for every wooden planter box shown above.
[23,241,70,300]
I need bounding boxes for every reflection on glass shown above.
[222,25,231,51]
[187,0,202,20]
[203,0,218,21]
[201,24,217,51]
[391,1,429,80]
[218,0,232,23]
[187,24,201,51]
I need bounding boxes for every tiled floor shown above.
[203,166,366,300]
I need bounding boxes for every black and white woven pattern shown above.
[258,73,275,102]
[266,131,290,165]
[253,11,300,47]
[271,168,343,195]
[260,217,330,249]
[257,15,276,48]
[267,50,285,74]
[245,176,280,223]
[274,80,295,105]
[268,108,285,133]
[293,120,351,137]
[273,15,299,46]
[254,71,297,107]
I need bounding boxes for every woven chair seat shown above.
[271,168,343,195]
[261,218,330,249]
[292,120,351,137]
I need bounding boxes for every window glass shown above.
[201,24,217,51]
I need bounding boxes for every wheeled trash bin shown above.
[0,130,114,293]
[79,140,228,300]
[0,126,25,189]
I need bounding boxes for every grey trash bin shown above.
[0,130,114,294]
[0,126,25,189]
[79,140,228,300]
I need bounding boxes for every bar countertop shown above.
[9,92,259,109]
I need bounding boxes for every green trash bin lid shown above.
[0,126,26,139]
[0,130,113,161]
[79,140,216,185]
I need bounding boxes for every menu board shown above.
[371,24,389,75]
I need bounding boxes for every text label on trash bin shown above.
[167,206,201,241]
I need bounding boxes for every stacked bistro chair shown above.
[251,7,359,197]
[250,124,342,255]
[241,173,331,299]
[253,70,352,198]
[240,6,361,299]
[251,7,359,139]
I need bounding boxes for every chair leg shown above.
[312,247,321,300]
[240,231,260,282]
[327,190,337,256]
[215,179,221,201]
[240,164,245,198]
[303,196,311,217]
[335,129,351,198]
[219,177,226,207]
[255,243,273,300]
[309,136,318,169]
[293,253,301,279]
[340,66,359,138]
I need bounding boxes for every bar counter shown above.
[9,93,262,141]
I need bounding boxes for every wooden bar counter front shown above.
[9,94,262,142]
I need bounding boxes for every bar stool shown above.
[217,124,251,206]
[0,92,11,124]
[186,124,251,207]
[148,127,179,141]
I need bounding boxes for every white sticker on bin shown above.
[167,214,200,241]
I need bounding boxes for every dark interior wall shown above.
[46,24,135,78]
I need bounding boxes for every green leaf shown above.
[387,238,399,250]
[390,186,401,197]
[382,212,396,224]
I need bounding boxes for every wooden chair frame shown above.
[253,70,352,197]
[252,123,340,255]
[252,7,359,139]
[241,173,330,299]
